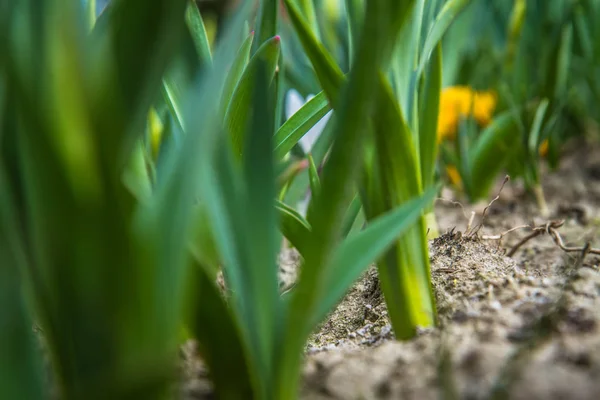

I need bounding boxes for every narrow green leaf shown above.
[274,90,331,159]
[305,153,322,223]
[161,77,186,133]
[219,32,255,119]
[281,115,336,208]
[345,0,364,62]
[313,188,437,326]
[145,5,257,396]
[185,0,212,64]
[418,44,442,190]
[274,49,286,129]
[239,61,281,395]
[186,263,253,400]
[122,140,153,201]
[188,205,221,279]
[85,0,97,30]
[553,24,573,98]
[417,0,471,76]
[253,0,278,52]
[389,0,424,123]
[0,167,44,400]
[528,99,550,156]
[340,194,363,238]
[468,111,520,200]
[310,113,337,163]
[151,0,257,304]
[296,0,321,39]
[225,35,281,157]
[283,0,345,104]
[92,0,188,159]
[367,73,435,337]
[277,200,312,255]
[573,5,593,60]
[456,118,475,196]
[372,73,421,199]
[306,153,321,198]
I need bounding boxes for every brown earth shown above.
[182,137,600,400]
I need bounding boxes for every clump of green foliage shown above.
[439,0,600,210]
[0,0,442,399]
[279,0,472,337]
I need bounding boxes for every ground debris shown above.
[301,232,600,400]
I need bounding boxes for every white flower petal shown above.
[299,109,332,153]
[285,89,305,119]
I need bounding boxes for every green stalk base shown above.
[533,184,550,218]
[424,211,440,239]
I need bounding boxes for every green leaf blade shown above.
[313,188,437,326]
[225,35,281,157]
[274,90,331,159]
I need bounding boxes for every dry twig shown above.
[467,176,510,237]
[498,220,600,259]
[435,197,470,221]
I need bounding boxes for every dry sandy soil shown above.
[182,137,600,399]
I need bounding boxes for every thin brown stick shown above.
[435,197,470,221]
[506,221,563,256]
[468,175,509,237]
[506,230,544,257]
[481,225,531,240]
[502,219,600,260]
[548,226,600,255]
[573,243,591,271]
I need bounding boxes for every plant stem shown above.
[533,183,549,217]
[424,210,440,239]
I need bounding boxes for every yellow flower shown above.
[539,139,549,157]
[437,86,497,142]
[445,165,462,188]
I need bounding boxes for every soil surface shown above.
[182,137,600,399]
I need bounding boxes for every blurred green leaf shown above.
[418,0,472,76]
[0,161,44,400]
[553,23,573,98]
[186,263,253,400]
[254,0,278,52]
[297,0,321,39]
[188,206,221,279]
[277,200,312,254]
[185,0,212,64]
[92,0,188,159]
[344,0,364,62]
[219,32,255,119]
[528,98,549,157]
[340,195,363,238]
[85,0,97,30]
[225,35,281,157]
[283,0,345,104]
[238,60,281,395]
[468,111,520,200]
